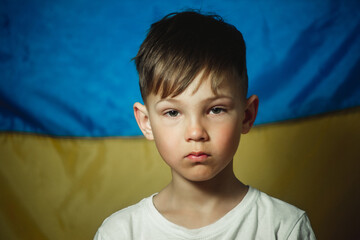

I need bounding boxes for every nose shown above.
[185,118,209,142]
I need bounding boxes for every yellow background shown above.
[1,107,359,239]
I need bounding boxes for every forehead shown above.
[189,72,238,96]
[147,72,243,105]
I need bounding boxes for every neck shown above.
[158,161,248,210]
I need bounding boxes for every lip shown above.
[186,151,210,163]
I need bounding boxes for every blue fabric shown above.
[1,0,359,137]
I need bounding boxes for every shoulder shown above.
[254,188,305,218]
[102,200,145,228]
[247,187,316,239]
[94,195,154,239]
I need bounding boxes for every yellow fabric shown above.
[1,107,359,239]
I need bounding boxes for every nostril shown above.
[186,126,209,142]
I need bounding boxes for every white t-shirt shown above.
[94,187,316,239]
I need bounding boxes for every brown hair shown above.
[133,10,248,102]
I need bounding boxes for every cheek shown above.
[152,124,181,162]
[212,121,241,155]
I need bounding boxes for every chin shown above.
[185,171,218,182]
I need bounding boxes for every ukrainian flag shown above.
[1,1,359,239]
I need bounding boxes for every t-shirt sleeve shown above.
[93,229,104,240]
[287,213,316,240]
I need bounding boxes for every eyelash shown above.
[209,107,227,115]
[164,107,227,117]
[164,110,180,117]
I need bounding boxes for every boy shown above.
[95,11,316,239]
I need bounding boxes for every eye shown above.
[210,107,226,115]
[165,110,180,117]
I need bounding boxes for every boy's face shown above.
[134,73,258,182]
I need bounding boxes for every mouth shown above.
[186,152,210,163]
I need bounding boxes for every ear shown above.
[134,102,154,140]
[241,95,259,134]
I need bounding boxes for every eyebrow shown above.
[155,95,234,106]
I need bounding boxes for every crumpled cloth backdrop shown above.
[1,0,360,239]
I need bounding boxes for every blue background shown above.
[1,0,359,136]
